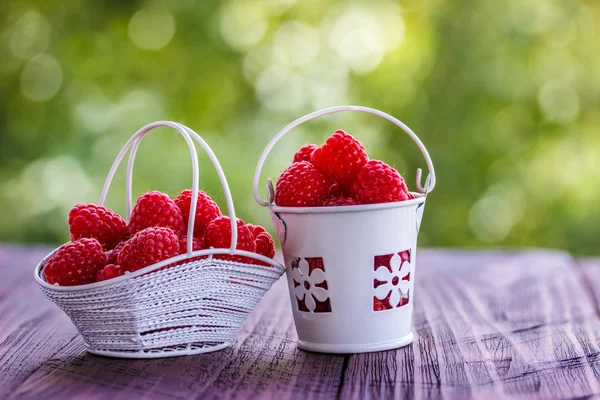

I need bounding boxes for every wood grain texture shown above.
[2,245,600,399]
[577,258,600,313]
[340,251,600,400]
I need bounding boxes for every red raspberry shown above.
[311,130,369,186]
[176,236,207,264]
[407,192,416,200]
[204,216,255,263]
[351,160,409,204]
[174,189,222,238]
[106,240,127,265]
[322,196,361,207]
[129,191,184,236]
[118,227,180,272]
[293,144,318,163]
[254,231,275,266]
[96,264,125,282]
[400,250,411,263]
[328,182,351,198]
[374,295,393,311]
[275,162,331,207]
[68,203,127,250]
[245,224,267,238]
[43,238,107,286]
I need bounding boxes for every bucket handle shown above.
[253,105,436,207]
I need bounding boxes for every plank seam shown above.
[336,355,349,398]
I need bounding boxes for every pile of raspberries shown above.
[43,190,276,286]
[275,130,415,207]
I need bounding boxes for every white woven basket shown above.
[34,121,285,359]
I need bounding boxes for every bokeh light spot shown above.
[20,53,63,102]
[128,8,176,51]
[468,195,515,243]
[7,10,51,60]
[538,79,579,123]
[337,27,383,74]
[42,156,94,210]
[220,3,267,51]
[274,21,320,66]
[243,45,273,84]
[327,3,404,74]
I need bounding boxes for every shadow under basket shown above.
[36,252,283,358]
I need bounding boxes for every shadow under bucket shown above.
[253,106,436,354]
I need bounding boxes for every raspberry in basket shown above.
[254,232,275,266]
[322,196,360,207]
[293,144,318,163]
[174,236,207,264]
[351,160,409,204]
[204,216,255,263]
[96,264,125,282]
[246,224,267,238]
[68,203,128,250]
[275,161,331,207]
[106,240,128,265]
[311,130,369,187]
[118,227,180,272]
[129,191,185,236]
[43,238,107,286]
[174,189,221,238]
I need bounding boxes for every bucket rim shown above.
[270,192,426,214]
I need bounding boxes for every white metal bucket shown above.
[253,106,436,353]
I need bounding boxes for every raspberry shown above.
[311,130,369,186]
[96,264,125,282]
[322,196,361,207]
[68,203,127,250]
[254,232,275,267]
[174,189,221,238]
[129,191,185,236]
[106,240,127,265]
[351,160,409,204]
[400,250,411,263]
[176,236,207,264]
[328,182,351,198]
[204,216,255,263]
[118,227,180,272]
[43,238,107,286]
[245,224,267,238]
[293,144,318,163]
[407,192,416,200]
[275,162,331,207]
[374,295,393,311]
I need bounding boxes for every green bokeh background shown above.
[1,0,599,254]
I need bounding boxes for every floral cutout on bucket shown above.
[290,256,331,313]
[373,250,411,312]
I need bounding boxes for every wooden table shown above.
[2,244,600,399]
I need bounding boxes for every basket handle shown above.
[97,121,239,255]
[252,105,436,207]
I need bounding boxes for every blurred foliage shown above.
[0,0,599,254]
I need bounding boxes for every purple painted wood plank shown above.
[340,250,600,399]
[0,245,79,398]
[577,258,600,311]
[3,245,600,399]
